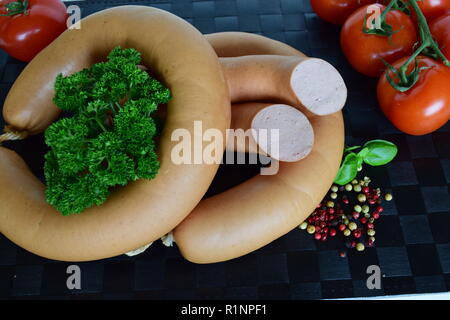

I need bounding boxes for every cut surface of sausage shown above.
[290,58,347,115]
[250,104,314,162]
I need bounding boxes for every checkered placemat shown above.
[1,0,449,299]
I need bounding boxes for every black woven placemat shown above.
[1,0,450,299]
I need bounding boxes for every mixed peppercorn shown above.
[299,176,393,255]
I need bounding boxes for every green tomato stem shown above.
[0,0,29,16]
[380,0,399,21]
[384,0,450,92]
[408,0,450,66]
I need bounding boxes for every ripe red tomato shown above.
[411,0,450,23]
[341,4,417,77]
[430,14,450,59]
[0,0,68,62]
[377,56,450,135]
[310,0,378,25]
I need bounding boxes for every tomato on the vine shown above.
[377,56,450,135]
[0,0,68,62]
[430,14,450,59]
[406,0,450,23]
[310,0,378,25]
[341,4,417,77]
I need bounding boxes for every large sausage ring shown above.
[0,7,230,261]
[173,32,345,263]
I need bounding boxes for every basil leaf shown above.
[362,140,398,166]
[357,147,369,164]
[334,153,359,185]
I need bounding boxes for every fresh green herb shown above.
[334,139,398,185]
[334,153,359,186]
[44,47,171,215]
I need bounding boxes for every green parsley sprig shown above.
[44,47,171,215]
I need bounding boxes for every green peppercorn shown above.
[385,193,393,201]
[331,185,338,193]
[362,205,370,214]
[352,179,358,185]
[330,192,338,199]
[354,185,362,192]
[345,184,353,192]
[299,222,308,230]
[358,194,367,203]
[343,229,351,236]
[356,243,365,251]
[367,229,376,236]
[348,222,357,231]
[354,205,362,213]
[369,217,375,223]
[369,236,376,243]
[327,201,335,208]
[343,218,349,225]
[364,213,371,219]
[307,225,316,234]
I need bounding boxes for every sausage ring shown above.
[0,6,230,261]
[173,32,345,263]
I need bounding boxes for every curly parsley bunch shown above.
[44,47,171,215]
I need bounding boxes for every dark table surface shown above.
[1,0,450,299]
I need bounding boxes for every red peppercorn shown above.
[351,241,357,248]
[339,224,346,232]
[339,251,346,258]
[329,228,337,237]
[360,217,367,224]
[320,222,327,228]
[329,215,335,221]
[372,212,380,220]
[363,187,370,193]
[308,217,314,224]
[376,206,384,213]
[343,198,349,204]
[323,227,329,234]
[368,199,376,205]
[353,230,362,239]
[315,227,322,233]
[352,212,360,220]
[314,233,322,240]
[368,239,374,247]
[367,223,374,229]
[321,235,328,242]
[328,208,335,214]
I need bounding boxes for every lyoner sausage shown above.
[173,32,345,263]
[221,55,347,115]
[0,6,230,261]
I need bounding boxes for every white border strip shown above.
[334,291,450,300]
